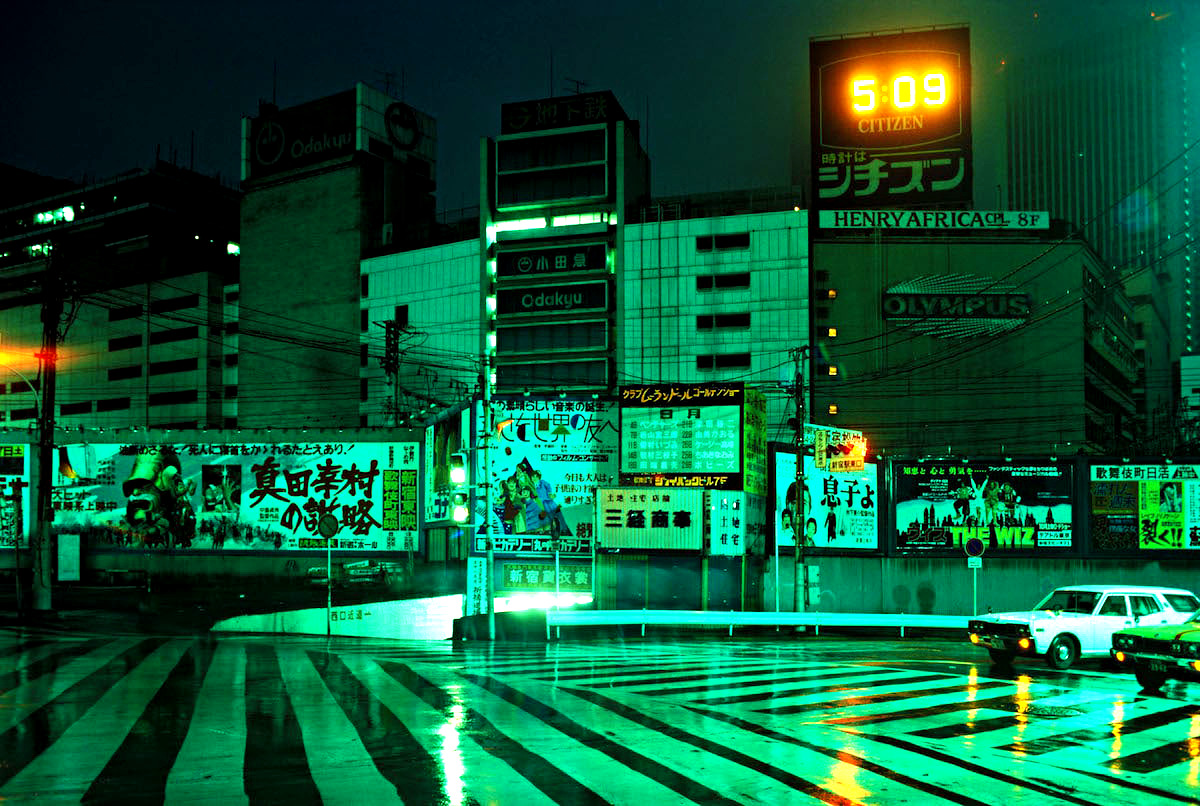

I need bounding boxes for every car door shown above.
[1087,594,1131,653]
[1130,594,1171,627]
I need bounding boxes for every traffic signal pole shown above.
[32,251,63,615]
[791,346,808,614]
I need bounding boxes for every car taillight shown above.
[1018,638,1031,650]
[969,633,980,644]
[1114,651,1126,663]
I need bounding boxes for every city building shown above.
[0,161,240,430]
[1004,10,1199,448]
[238,84,438,428]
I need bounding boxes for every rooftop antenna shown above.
[549,50,554,96]
[564,77,588,95]
[376,69,400,98]
[272,58,277,105]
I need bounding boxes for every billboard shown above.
[475,396,617,553]
[0,445,30,550]
[619,383,745,490]
[893,460,1073,553]
[597,488,705,551]
[1090,464,1200,551]
[810,27,972,210]
[772,446,878,551]
[708,490,767,556]
[51,442,419,552]
[246,91,356,180]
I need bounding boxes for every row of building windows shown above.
[108,294,201,322]
[696,272,750,291]
[695,233,750,252]
[697,312,750,330]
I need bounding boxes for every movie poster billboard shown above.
[1090,464,1200,551]
[0,445,30,550]
[894,460,1073,553]
[51,442,419,552]
[473,396,617,557]
[772,447,878,551]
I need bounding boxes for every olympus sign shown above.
[881,274,1031,338]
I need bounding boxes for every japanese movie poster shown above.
[0,445,30,550]
[51,442,419,552]
[475,397,618,556]
[1090,465,1199,551]
[893,461,1073,553]
[772,448,878,551]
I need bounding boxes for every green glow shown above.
[487,258,497,277]
[487,332,497,350]
[486,296,497,313]
[226,242,240,256]
[494,217,547,233]
[551,212,605,227]
[34,206,73,225]
[494,592,594,611]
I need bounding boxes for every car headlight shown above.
[969,632,980,644]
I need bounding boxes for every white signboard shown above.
[598,488,704,550]
[819,210,1050,230]
[707,491,767,556]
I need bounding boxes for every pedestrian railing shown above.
[544,609,969,640]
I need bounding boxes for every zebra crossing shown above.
[0,627,1197,804]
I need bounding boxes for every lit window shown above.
[828,404,838,415]
[828,327,838,337]
[827,289,837,299]
[828,366,838,376]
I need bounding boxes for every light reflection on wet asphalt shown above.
[0,628,1196,804]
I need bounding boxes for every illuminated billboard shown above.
[771,446,878,552]
[474,396,617,555]
[597,488,705,551]
[1090,464,1200,551]
[810,27,972,209]
[893,460,1072,553]
[619,383,746,490]
[0,445,30,550]
[51,442,419,552]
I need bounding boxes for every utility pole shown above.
[482,365,495,641]
[33,248,64,615]
[790,346,809,613]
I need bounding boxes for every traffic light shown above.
[449,451,469,522]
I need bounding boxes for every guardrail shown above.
[544,609,970,640]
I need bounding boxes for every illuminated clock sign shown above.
[811,27,972,211]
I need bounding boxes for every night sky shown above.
[2,0,1170,212]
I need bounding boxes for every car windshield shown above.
[1035,589,1099,614]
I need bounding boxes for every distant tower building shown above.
[238,84,436,427]
[1004,11,1198,448]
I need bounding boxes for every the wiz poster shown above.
[1091,464,1200,551]
[52,443,419,551]
[475,397,617,554]
[894,460,1073,553]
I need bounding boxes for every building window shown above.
[108,365,142,381]
[11,407,37,420]
[827,289,838,299]
[360,343,369,367]
[108,334,142,351]
[9,379,39,394]
[60,401,92,415]
[97,397,131,412]
[696,233,751,252]
[828,404,839,415]
[148,389,198,406]
[826,327,838,337]
[149,293,200,314]
[360,309,369,332]
[395,304,409,328]
[148,357,199,376]
[696,272,751,292]
[697,315,713,331]
[108,304,142,322]
[149,326,198,345]
[361,275,369,298]
[224,385,238,399]
[697,352,751,371]
[224,353,238,367]
[716,312,750,328]
[360,378,369,401]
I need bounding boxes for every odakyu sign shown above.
[51,442,419,552]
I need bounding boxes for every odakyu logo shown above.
[255,122,352,167]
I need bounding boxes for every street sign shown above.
[964,536,986,557]
[967,555,982,569]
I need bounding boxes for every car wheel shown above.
[1134,665,1167,692]
[987,648,1016,666]
[1046,635,1079,670]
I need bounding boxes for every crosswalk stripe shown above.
[759,677,1012,716]
[340,654,551,805]
[0,637,107,684]
[275,647,403,805]
[166,641,250,805]
[997,703,1200,755]
[0,638,190,801]
[242,643,322,804]
[377,661,611,805]
[652,667,905,701]
[0,636,55,660]
[681,669,952,704]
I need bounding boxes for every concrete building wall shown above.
[623,210,809,436]
[239,165,363,428]
[359,239,481,425]
[811,237,1100,456]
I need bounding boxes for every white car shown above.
[967,584,1200,669]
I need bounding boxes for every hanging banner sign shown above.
[0,445,30,550]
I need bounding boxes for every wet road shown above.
[0,625,1196,804]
